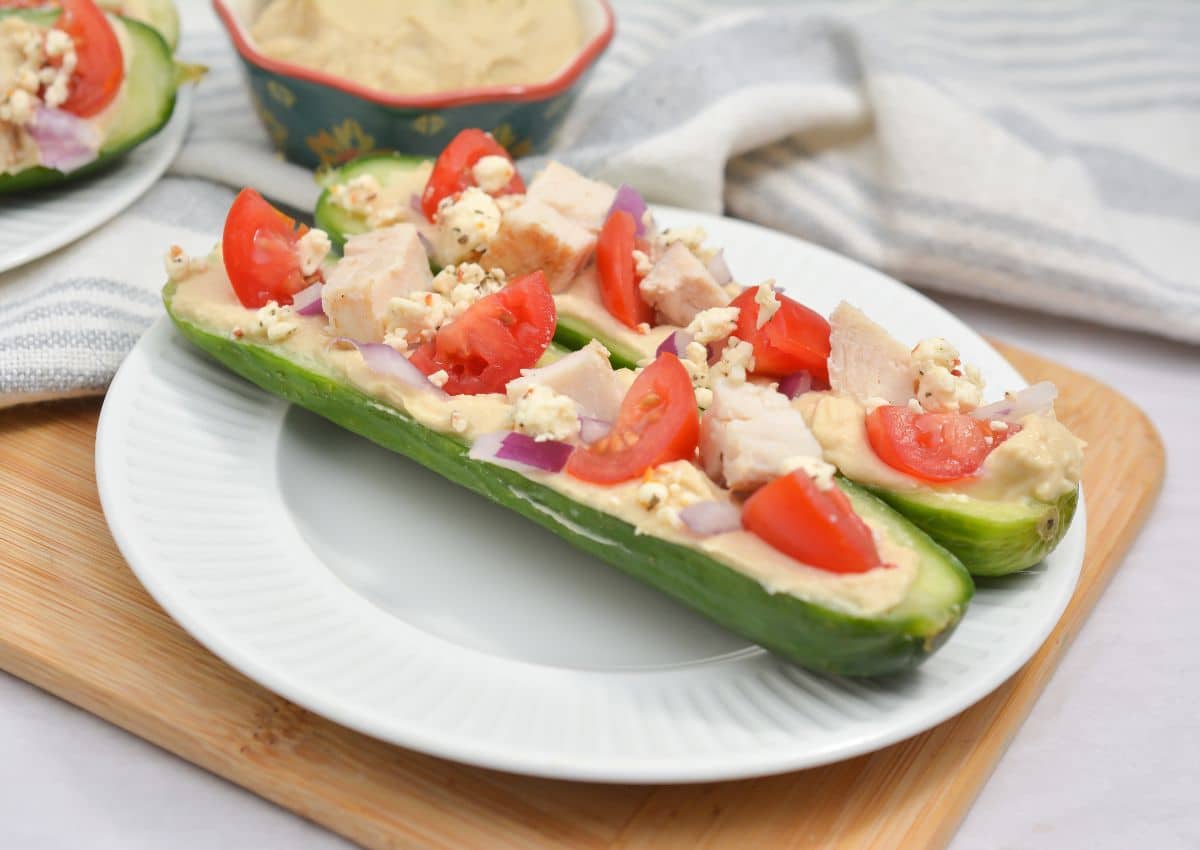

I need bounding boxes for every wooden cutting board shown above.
[0,342,1162,850]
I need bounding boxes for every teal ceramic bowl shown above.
[213,0,614,171]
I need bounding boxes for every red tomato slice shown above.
[409,271,555,396]
[596,210,653,330]
[742,471,882,574]
[56,0,124,118]
[731,287,831,383]
[865,405,1004,483]
[420,128,525,221]
[221,188,314,309]
[566,353,700,484]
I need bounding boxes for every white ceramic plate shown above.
[0,89,191,275]
[96,209,1085,783]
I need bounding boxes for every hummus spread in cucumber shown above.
[0,0,177,193]
[161,189,973,677]
[314,131,1085,576]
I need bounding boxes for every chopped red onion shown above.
[705,249,733,286]
[469,431,573,473]
[578,415,612,444]
[609,184,648,236]
[409,193,422,214]
[292,281,325,316]
[29,106,99,173]
[655,329,693,358]
[777,370,813,399]
[417,231,435,258]
[972,381,1057,423]
[680,501,742,536]
[338,339,446,396]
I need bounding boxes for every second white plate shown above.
[0,89,191,275]
[96,209,1086,782]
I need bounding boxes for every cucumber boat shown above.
[0,1,178,193]
[160,188,975,678]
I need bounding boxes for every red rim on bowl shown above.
[212,0,616,109]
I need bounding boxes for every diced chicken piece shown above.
[480,198,597,292]
[506,341,624,422]
[639,242,730,327]
[526,161,617,232]
[322,224,433,342]
[827,302,914,406]
[700,381,824,491]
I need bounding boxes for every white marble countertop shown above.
[1,291,1196,850]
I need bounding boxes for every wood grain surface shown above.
[0,342,1164,850]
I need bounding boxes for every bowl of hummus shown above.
[213,0,614,169]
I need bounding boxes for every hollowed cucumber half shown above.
[0,11,178,194]
[864,485,1079,577]
[163,279,974,677]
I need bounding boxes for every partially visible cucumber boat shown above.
[316,153,649,370]
[0,3,179,194]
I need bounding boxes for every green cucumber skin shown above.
[0,13,177,194]
[866,485,1079,577]
[315,154,648,371]
[164,282,973,677]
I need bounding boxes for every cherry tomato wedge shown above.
[56,0,124,118]
[420,129,524,221]
[221,188,314,309]
[596,210,653,330]
[865,405,1009,483]
[730,287,831,383]
[742,471,882,574]
[409,271,555,396]
[566,353,699,485]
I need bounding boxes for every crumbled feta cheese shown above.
[328,174,413,229]
[449,410,468,433]
[753,280,780,329]
[655,225,717,262]
[247,301,297,343]
[427,369,449,389]
[635,461,716,529]
[380,330,411,354]
[685,306,740,345]
[782,455,837,491]
[512,384,580,443]
[674,333,757,409]
[863,396,891,414]
[386,290,452,344]
[635,322,651,335]
[632,249,653,277]
[163,245,208,282]
[907,398,925,414]
[0,18,78,125]
[636,480,669,511]
[435,186,501,264]
[384,263,506,348]
[990,420,1009,432]
[911,337,985,413]
[711,337,755,386]
[296,228,331,277]
[471,154,515,194]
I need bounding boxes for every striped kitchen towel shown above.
[2,0,1197,407]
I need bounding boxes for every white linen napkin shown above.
[1,0,1197,408]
